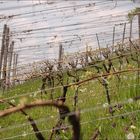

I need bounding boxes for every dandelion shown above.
[126,132,135,140]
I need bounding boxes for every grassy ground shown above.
[0,53,140,140]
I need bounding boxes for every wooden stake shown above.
[85,45,89,66]
[112,26,115,51]
[122,23,126,45]
[96,33,101,58]
[58,44,63,69]
[0,24,7,80]
[130,20,133,41]
[2,26,10,89]
[12,53,18,86]
[138,13,140,45]
[7,41,14,87]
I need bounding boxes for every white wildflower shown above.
[29,94,33,97]
[78,100,83,103]
[126,132,135,140]
[50,115,54,119]
[62,130,65,133]
[103,103,109,108]
[123,76,128,80]
[33,92,37,97]
[128,98,133,103]
[90,90,93,94]
[79,88,87,93]
[103,78,109,85]
[22,131,27,137]
[10,99,15,103]
[25,115,29,119]
[30,127,33,131]
[130,125,136,129]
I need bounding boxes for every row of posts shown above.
[0,24,18,89]
[1,12,140,89]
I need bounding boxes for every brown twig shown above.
[0,99,45,140]
[0,100,80,140]
[91,129,100,140]
[67,68,140,88]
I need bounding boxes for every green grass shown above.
[0,54,140,140]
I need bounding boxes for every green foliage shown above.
[128,7,140,21]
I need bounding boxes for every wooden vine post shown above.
[129,19,133,49]
[12,53,18,86]
[96,33,102,58]
[0,24,18,89]
[138,12,140,45]
[58,43,63,69]
[0,24,7,83]
[122,23,126,45]
[7,41,14,87]
[112,26,115,52]
[85,45,89,66]
[137,12,140,93]
[2,26,10,89]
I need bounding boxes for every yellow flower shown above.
[85,71,93,77]
[130,125,136,129]
[127,64,133,69]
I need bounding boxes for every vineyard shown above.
[0,1,140,140]
[0,39,140,139]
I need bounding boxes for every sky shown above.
[0,0,140,65]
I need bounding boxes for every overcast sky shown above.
[0,0,140,65]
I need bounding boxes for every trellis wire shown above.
[1,68,139,102]
[1,107,140,140]
[0,90,140,133]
